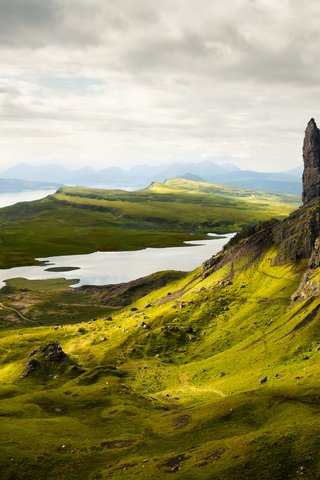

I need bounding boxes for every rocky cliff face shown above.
[302,118,320,204]
[203,119,320,293]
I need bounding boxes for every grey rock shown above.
[39,342,67,362]
[141,321,151,329]
[182,326,193,334]
[259,376,268,384]
[303,118,320,204]
[20,358,41,378]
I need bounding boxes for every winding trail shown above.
[0,302,39,325]
[180,385,226,398]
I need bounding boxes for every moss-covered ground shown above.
[0,178,299,268]
[1,239,320,479]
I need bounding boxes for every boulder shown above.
[259,376,268,384]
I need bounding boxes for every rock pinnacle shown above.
[302,118,320,204]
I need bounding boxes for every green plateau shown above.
[0,178,299,268]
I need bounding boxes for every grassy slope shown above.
[1,237,320,478]
[0,179,299,268]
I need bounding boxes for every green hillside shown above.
[1,198,320,479]
[0,178,299,268]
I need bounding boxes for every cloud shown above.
[0,0,102,47]
[0,0,319,171]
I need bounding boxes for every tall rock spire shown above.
[302,118,320,204]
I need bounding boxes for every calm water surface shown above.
[0,190,56,208]
[0,188,235,287]
[0,234,235,287]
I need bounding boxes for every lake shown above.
[0,188,235,287]
[0,234,234,287]
[0,189,56,208]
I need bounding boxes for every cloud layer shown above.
[0,0,319,171]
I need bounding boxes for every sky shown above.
[0,0,319,172]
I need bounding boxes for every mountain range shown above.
[0,177,61,193]
[0,161,302,194]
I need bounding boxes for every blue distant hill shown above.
[0,161,301,194]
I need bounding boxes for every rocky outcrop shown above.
[291,236,320,302]
[202,219,277,278]
[271,202,320,264]
[19,342,80,380]
[302,118,320,204]
[203,119,320,279]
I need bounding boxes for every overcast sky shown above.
[0,0,319,172]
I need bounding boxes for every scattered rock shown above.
[161,454,188,473]
[188,335,197,342]
[259,376,268,384]
[130,307,138,312]
[100,336,107,342]
[140,321,151,329]
[182,326,193,334]
[302,355,310,360]
[78,328,86,333]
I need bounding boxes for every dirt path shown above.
[0,302,39,325]
[181,384,226,398]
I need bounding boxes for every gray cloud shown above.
[0,0,319,171]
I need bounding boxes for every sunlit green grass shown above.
[1,235,320,479]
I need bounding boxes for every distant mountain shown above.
[0,177,61,193]
[286,165,303,178]
[1,163,96,185]
[0,161,301,194]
